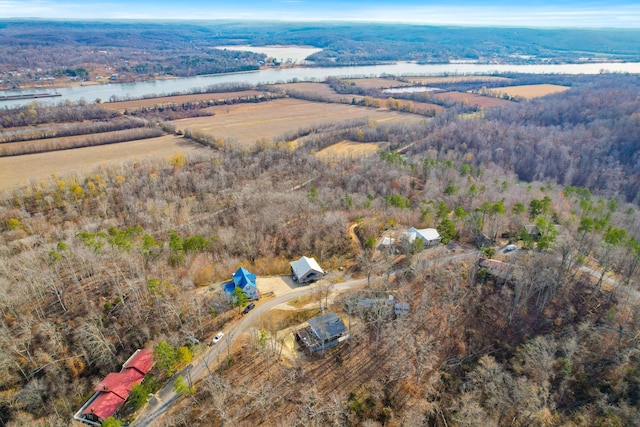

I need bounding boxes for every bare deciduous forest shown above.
[1,58,640,426]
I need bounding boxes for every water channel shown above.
[2,60,640,108]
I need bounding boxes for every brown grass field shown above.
[172,98,428,146]
[0,135,207,192]
[0,128,162,157]
[432,91,512,108]
[269,82,344,100]
[270,82,445,115]
[315,140,385,160]
[407,76,512,85]
[488,84,571,99]
[340,77,413,90]
[102,90,267,112]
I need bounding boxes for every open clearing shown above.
[270,82,445,115]
[432,91,512,108]
[269,82,348,102]
[340,77,413,90]
[0,135,207,192]
[315,140,384,160]
[488,84,571,99]
[408,75,512,84]
[0,128,161,157]
[172,98,427,146]
[102,90,268,112]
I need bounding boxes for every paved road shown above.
[133,245,640,425]
[132,277,368,426]
[132,249,478,426]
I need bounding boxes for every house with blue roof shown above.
[223,267,260,300]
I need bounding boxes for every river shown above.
[2,60,640,108]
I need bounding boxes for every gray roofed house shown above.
[308,312,347,341]
[290,256,324,284]
[296,312,349,353]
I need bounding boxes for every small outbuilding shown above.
[290,256,324,284]
[523,225,541,239]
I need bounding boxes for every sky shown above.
[1,0,640,28]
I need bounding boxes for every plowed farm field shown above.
[101,90,268,112]
[315,140,385,160]
[172,98,428,146]
[269,82,345,101]
[488,84,570,99]
[0,135,207,192]
[407,75,512,85]
[432,91,512,108]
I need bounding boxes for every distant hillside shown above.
[0,20,639,77]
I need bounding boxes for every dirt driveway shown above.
[257,275,300,296]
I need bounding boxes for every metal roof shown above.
[233,267,257,288]
[308,312,347,341]
[77,349,154,423]
[407,227,441,242]
[290,256,324,280]
[122,348,154,375]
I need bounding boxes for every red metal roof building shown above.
[73,348,154,426]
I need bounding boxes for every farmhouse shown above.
[223,267,260,300]
[402,226,441,247]
[73,348,154,426]
[295,312,349,353]
[290,256,324,284]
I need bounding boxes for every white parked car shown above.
[504,244,517,253]
[211,332,224,345]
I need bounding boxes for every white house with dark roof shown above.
[290,256,324,284]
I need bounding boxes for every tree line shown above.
[0,72,639,425]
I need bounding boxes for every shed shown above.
[523,225,541,238]
[290,256,324,284]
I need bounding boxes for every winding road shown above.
[132,277,371,426]
[132,249,478,425]
[131,244,638,425]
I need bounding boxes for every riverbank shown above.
[2,61,640,109]
[0,92,61,101]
